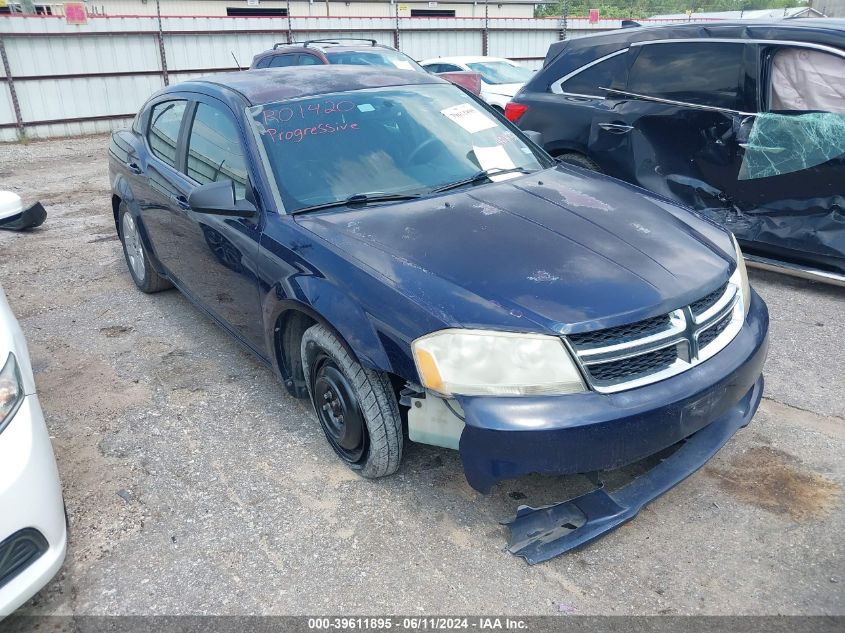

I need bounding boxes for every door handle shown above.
[170,194,191,211]
[598,123,634,134]
[125,161,143,175]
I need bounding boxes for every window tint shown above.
[559,53,626,97]
[297,54,322,66]
[254,57,271,69]
[186,103,249,199]
[627,42,745,110]
[438,64,463,73]
[268,55,297,68]
[148,100,187,167]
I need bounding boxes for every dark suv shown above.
[507,20,845,283]
[250,38,426,71]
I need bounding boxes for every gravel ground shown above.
[0,135,843,617]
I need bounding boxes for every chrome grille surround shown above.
[565,283,744,394]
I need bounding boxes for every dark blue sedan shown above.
[108,66,769,561]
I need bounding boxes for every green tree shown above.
[535,0,806,19]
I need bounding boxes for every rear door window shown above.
[556,52,626,97]
[147,100,187,167]
[739,46,845,181]
[627,42,746,110]
[186,102,249,199]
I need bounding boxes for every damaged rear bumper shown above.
[456,290,768,492]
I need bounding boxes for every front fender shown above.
[262,276,390,370]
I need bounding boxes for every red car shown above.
[250,38,481,95]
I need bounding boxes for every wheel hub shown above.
[121,212,145,281]
[312,360,367,463]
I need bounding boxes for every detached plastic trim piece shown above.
[0,528,49,590]
[0,202,47,232]
[503,375,764,564]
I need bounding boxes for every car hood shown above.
[482,82,524,97]
[296,166,734,334]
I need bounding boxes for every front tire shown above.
[301,323,403,479]
[118,204,171,293]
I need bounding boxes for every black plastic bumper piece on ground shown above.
[0,202,47,231]
[503,375,764,565]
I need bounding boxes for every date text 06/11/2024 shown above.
[307,617,529,630]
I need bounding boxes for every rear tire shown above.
[556,152,603,173]
[118,203,172,293]
[301,323,403,479]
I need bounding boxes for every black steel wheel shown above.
[311,355,369,464]
[301,323,403,478]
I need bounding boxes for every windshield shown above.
[248,84,549,213]
[325,49,425,73]
[467,61,533,85]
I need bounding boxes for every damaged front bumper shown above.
[455,291,768,558]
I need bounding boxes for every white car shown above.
[419,56,534,111]
[0,283,66,617]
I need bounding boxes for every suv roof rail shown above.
[303,38,379,47]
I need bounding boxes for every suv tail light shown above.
[504,102,528,123]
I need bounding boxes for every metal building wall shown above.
[0,14,677,141]
[90,0,536,19]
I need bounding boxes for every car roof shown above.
[173,66,446,106]
[545,18,845,61]
[536,19,845,87]
[420,56,512,65]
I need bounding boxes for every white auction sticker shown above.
[473,145,517,175]
[392,60,415,71]
[440,104,497,134]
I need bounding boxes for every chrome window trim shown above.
[596,88,757,117]
[630,38,845,60]
[551,38,845,108]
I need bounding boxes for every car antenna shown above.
[231,51,243,70]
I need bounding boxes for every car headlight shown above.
[730,234,751,317]
[0,353,24,434]
[412,329,586,397]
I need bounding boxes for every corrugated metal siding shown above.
[0,14,702,141]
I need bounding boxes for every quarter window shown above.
[297,54,322,66]
[147,100,187,168]
[268,55,297,68]
[559,53,626,97]
[627,42,746,110]
[186,103,249,199]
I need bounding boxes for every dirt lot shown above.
[0,135,843,616]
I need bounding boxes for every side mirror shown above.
[522,130,543,146]
[187,180,257,218]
